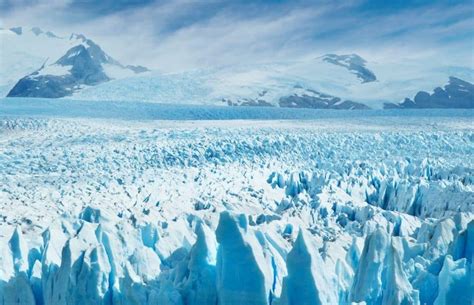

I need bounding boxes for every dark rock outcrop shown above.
[126,65,150,73]
[322,54,377,83]
[385,77,474,109]
[223,87,370,110]
[279,92,369,110]
[7,45,109,98]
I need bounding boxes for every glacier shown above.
[0,103,473,305]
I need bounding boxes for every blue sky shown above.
[1,0,473,71]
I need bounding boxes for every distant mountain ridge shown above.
[2,26,473,109]
[3,27,375,109]
[385,77,474,109]
[223,85,369,109]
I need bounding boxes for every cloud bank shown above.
[1,0,473,72]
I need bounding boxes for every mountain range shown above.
[1,26,473,109]
[385,77,473,109]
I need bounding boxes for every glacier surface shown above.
[0,104,473,305]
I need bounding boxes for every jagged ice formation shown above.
[0,113,473,304]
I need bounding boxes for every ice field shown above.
[0,99,473,305]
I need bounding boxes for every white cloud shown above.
[1,0,472,72]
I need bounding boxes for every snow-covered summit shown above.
[322,53,377,83]
[7,44,111,98]
[1,26,149,98]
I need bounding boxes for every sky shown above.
[1,0,473,72]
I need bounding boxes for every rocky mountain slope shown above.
[385,77,474,109]
[321,53,377,83]
[1,27,148,98]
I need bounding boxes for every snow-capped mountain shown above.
[3,28,373,109]
[2,26,473,109]
[385,77,474,109]
[70,58,381,109]
[321,53,377,83]
[1,27,148,98]
[70,55,473,109]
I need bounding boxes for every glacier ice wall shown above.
[0,209,472,305]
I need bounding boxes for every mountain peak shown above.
[448,76,473,87]
[387,76,474,109]
[6,32,149,98]
[322,53,376,83]
[54,44,109,85]
[7,41,110,98]
[56,45,89,66]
